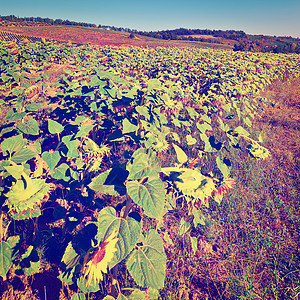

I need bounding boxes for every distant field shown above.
[182,34,220,39]
[0,25,233,49]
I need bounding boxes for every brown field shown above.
[0,25,233,49]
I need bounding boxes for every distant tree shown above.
[129,32,135,39]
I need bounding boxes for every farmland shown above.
[0,27,300,300]
[0,25,233,49]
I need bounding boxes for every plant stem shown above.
[123,193,132,219]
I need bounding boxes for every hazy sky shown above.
[1,0,300,37]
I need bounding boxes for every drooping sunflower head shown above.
[84,232,118,286]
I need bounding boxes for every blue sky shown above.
[1,0,300,37]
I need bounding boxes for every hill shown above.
[1,15,299,52]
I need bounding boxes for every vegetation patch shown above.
[0,36,299,299]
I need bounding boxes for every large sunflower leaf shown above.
[88,169,120,196]
[17,118,39,135]
[126,148,161,180]
[96,207,142,269]
[0,134,24,154]
[127,230,166,289]
[127,176,165,220]
[11,148,36,164]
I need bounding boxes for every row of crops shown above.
[0,30,51,44]
[0,39,300,299]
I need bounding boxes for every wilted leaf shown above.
[192,207,206,227]
[179,218,191,235]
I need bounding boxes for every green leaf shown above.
[127,148,161,180]
[96,207,142,269]
[1,134,24,154]
[17,118,39,135]
[75,125,94,138]
[3,165,24,179]
[18,246,40,276]
[48,119,64,134]
[199,134,216,153]
[71,293,85,300]
[0,160,11,172]
[62,135,80,159]
[201,114,211,123]
[26,103,42,111]
[136,106,150,120]
[61,242,80,270]
[0,236,20,280]
[11,148,36,164]
[234,126,249,137]
[42,151,61,172]
[52,163,70,181]
[190,236,198,254]
[127,230,166,289]
[192,207,206,227]
[6,111,26,121]
[179,218,191,236]
[58,266,76,285]
[77,276,100,294]
[173,144,188,164]
[128,288,159,300]
[245,117,252,127]
[0,126,14,138]
[117,294,129,300]
[122,118,138,134]
[196,122,212,134]
[186,134,197,145]
[127,176,165,220]
[216,157,231,178]
[12,87,23,96]
[103,296,116,300]
[88,169,119,196]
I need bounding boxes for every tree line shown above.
[136,28,247,41]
